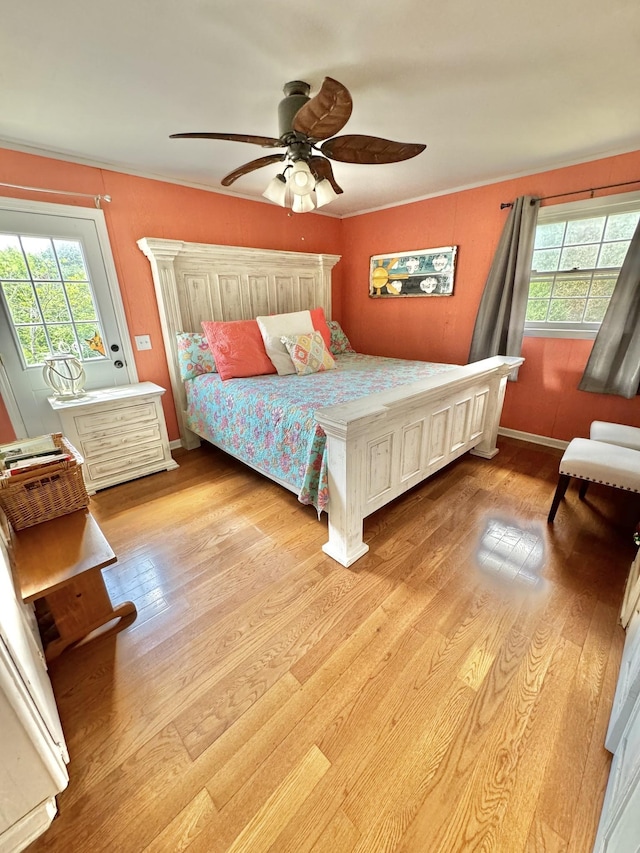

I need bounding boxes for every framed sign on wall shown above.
[369,246,457,297]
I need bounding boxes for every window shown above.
[525,191,640,338]
[0,234,107,366]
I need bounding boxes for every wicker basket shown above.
[0,433,89,530]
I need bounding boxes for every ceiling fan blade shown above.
[308,157,343,194]
[221,154,286,187]
[292,77,353,141]
[170,132,283,148]
[320,134,426,164]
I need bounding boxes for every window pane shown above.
[590,275,616,297]
[16,325,49,365]
[526,300,548,321]
[22,237,60,280]
[548,299,586,322]
[534,222,565,249]
[604,212,640,241]
[597,241,630,268]
[552,277,590,297]
[48,324,79,355]
[532,248,561,272]
[584,299,610,322]
[565,217,605,245]
[65,280,98,322]
[35,282,71,323]
[54,239,89,281]
[2,282,41,324]
[529,278,553,298]
[0,235,29,279]
[559,244,599,270]
[77,325,107,359]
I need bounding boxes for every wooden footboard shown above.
[315,356,523,567]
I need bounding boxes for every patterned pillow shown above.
[327,320,355,355]
[176,332,217,381]
[280,331,336,376]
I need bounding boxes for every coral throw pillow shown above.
[310,306,332,352]
[201,320,276,381]
[280,331,337,376]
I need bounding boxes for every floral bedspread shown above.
[185,353,457,514]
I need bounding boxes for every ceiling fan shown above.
[170,77,426,212]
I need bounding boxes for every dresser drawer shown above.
[85,443,166,481]
[73,402,158,436]
[80,424,162,458]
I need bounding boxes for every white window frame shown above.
[525,190,640,339]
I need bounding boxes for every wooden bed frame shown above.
[138,238,522,567]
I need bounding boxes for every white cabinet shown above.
[594,613,640,852]
[606,579,640,754]
[594,546,640,852]
[0,532,68,853]
[49,382,178,493]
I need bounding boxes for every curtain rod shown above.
[0,181,111,208]
[500,178,640,209]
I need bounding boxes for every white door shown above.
[0,199,137,438]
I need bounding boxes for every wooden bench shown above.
[11,510,136,660]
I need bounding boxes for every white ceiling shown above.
[2,0,639,217]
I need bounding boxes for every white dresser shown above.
[594,542,640,851]
[49,382,178,494]
[0,524,68,853]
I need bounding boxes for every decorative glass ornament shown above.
[43,353,87,399]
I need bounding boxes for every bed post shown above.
[470,357,523,459]
[318,416,370,567]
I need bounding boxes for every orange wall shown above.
[0,149,343,442]
[340,150,640,441]
[1,146,639,446]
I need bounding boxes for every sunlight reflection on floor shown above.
[476,518,545,587]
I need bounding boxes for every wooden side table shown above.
[11,511,136,660]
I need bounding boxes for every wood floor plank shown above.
[347,624,531,851]
[567,617,625,853]
[31,723,193,851]
[142,788,217,853]
[206,583,434,813]
[225,744,331,853]
[533,599,619,840]
[525,817,568,853]
[25,437,635,853]
[396,582,574,852]
[308,808,360,853]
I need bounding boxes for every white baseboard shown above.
[169,439,183,450]
[498,427,569,451]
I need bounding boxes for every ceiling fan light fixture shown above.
[262,173,288,206]
[289,160,315,195]
[314,178,339,208]
[291,193,316,214]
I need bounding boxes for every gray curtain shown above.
[578,217,640,397]
[468,195,540,376]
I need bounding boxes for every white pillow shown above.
[256,310,314,375]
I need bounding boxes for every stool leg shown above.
[548,474,571,523]
[579,480,590,500]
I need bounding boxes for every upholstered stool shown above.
[590,420,640,451]
[547,438,640,523]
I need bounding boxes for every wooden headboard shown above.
[137,238,341,447]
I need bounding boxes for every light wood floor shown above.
[28,437,639,853]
